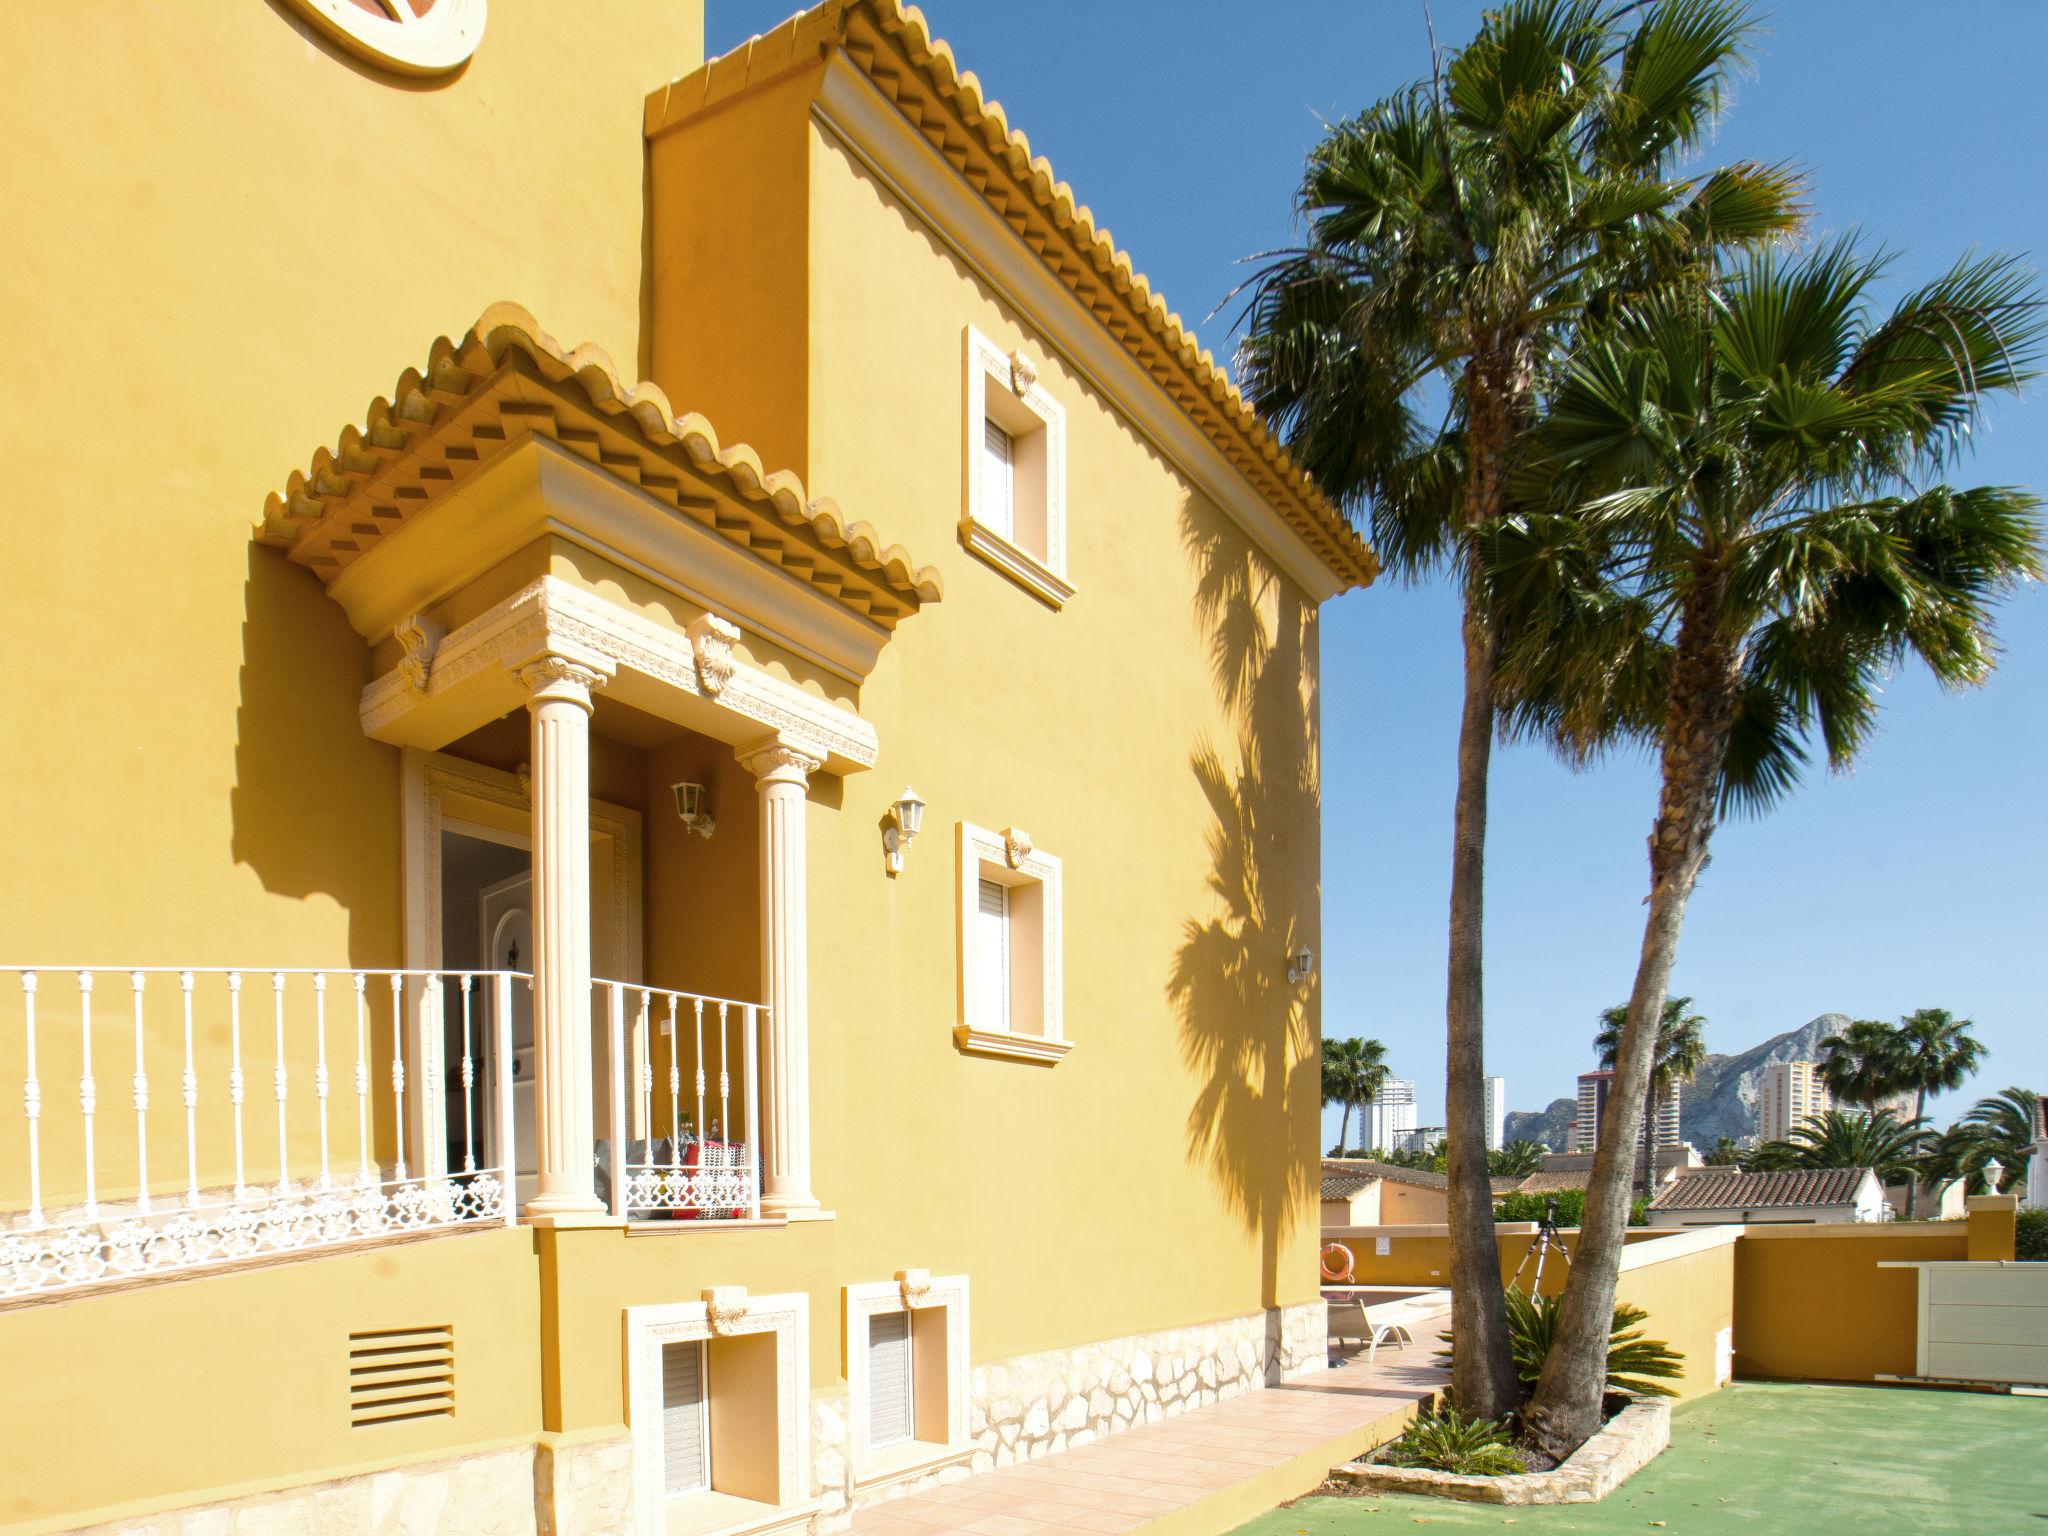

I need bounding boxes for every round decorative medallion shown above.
[285,0,487,77]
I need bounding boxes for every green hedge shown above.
[2018,1209,2047,1262]
[1495,1189,1649,1226]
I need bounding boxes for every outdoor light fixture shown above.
[671,781,715,840]
[882,786,926,876]
[1287,945,1316,984]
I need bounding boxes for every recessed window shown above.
[625,1291,813,1536]
[844,1275,973,1492]
[954,823,1068,1065]
[866,1311,915,1450]
[662,1341,709,1495]
[962,326,1072,608]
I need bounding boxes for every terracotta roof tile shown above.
[1319,1158,1449,1193]
[1650,1167,1875,1211]
[260,303,942,618]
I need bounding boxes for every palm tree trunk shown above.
[1443,349,1518,1420]
[1641,1080,1658,1207]
[1906,1087,1926,1218]
[1524,593,1739,1458]
[1338,1101,1352,1156]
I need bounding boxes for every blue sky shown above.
[707,3,2047,1135]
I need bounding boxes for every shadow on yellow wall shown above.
[231,546,399,961]
[1169,499,1321,1359]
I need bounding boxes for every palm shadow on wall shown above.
[1170,499,1323,1365]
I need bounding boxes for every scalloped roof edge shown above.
[260,300,944,607]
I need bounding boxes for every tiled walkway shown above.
[848,1321,1447,1536]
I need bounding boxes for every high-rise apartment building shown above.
[1757,1060,1835,1144]
[1572,1070,1681,1153]
[1483,1075,1507,1151]
[1366,1078,1419,1153]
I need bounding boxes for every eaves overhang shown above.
[645,0,1379,599]
[258,302,944,676]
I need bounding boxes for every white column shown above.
[738,732,825,1220]
[519,653,613,1226]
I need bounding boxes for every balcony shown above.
[0,966,762,1300]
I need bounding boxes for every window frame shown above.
[954,822,1069,1065]
[842,1273,973,1491]
[961,326,1073,608]
[624,1290,815,1536]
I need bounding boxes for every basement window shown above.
[844,1275,973,1490]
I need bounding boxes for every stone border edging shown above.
[1334,1397,1671,1505]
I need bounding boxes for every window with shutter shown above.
[981,418,1015,540]
[866,1310,915,1449]
[661,1339,709,1495]
[976,878,1010,1034]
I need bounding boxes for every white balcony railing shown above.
[1,967,520,1299]
[595,979,761,1223]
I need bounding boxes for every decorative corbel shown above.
[704,1285,750,1335]
[1003,827,1034,869]
[1008,351,1038,396]
[897,1268,934,1309]
[394,613,445,694]
[686,612,741,697]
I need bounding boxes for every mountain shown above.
[1504,1013,1852,1151]
[1679,1013,1849,1148]
[1505,1097,1576,1150]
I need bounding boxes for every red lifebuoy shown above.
[1320,1241,1354,1283]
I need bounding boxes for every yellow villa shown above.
[0,3,1377,1532]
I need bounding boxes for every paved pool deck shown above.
[1228,1380,2048,1535]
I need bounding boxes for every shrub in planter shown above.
[1494,1190,1650,1226]
[1439,1287,1685,1397]
[1380,1407,1528,1476]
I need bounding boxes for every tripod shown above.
[1509,1196,1572,1292]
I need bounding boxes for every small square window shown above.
[962,326,1072,607]
[954,822,1068,1065]
[843,1275,972,1491]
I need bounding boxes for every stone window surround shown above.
[624,1288,816,1536]
[952,821,1068,1065]
[842,1272,973,1494]
[961,325,1074,608]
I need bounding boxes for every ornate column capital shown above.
[514,652,612,710]
[737,731,824,788]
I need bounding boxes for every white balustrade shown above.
[595,979,761,1224]
[0,967,526,1299]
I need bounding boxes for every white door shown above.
[480,872,538,1209]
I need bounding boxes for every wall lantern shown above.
[1287,945,1317,984]
[671,781,715,840]
[882,787,926,876]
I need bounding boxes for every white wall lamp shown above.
[1287,945,1317,984]
[671,781,715,840]
[881,786,926,876]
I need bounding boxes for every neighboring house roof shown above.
[259,303,944,621]
[1319,1158,1449,1197]
[1650,1167,1876,1212]
[1489,1175,1526,1196]
[644,0,1379,593]
[2032,1093,2048,1143]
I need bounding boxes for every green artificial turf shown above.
[1231,1381,2047,1535]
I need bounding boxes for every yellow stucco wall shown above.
[0,1228,545,1532]
[1612,1238,1734,1402]
[1733,1225,1969,1382]
[0,7,1334,1524]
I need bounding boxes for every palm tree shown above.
[1594,997,1708,1203]
[1505,241,2045,1456]
[1490,1139,1547,1178]
[1321,1036,1391,1155]
[1747,1109,1930,1189]
[1817,1019,1908,1113]
[1239,0,1797,1421]
[1958,1087,2042,1195]
[1888,1009,1986,1216]
[1705,1136,1745,1166]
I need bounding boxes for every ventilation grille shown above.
[349,1325,455,1428]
